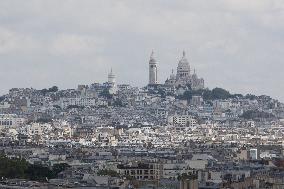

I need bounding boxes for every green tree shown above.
[100,88,113,99]
[0,154,70,181]
[211,88,231,99]
[51,163,71,177]
[97,169,120,177]
[48,86,58,92]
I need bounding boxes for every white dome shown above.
[177,51,190,69]
[149,51,157,64]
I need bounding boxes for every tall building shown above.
[108,68,117,94]
[108,68,116,84]
[149,51,158,85]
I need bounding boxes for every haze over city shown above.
[2,1,284,188]
[1,0,284,101]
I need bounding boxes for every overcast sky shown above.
[0,0,284,101]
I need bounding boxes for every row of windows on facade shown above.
[124,169,156,175]
[0,120,13,126]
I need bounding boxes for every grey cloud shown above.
[0,0,284,102]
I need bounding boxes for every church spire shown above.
[150,50,154,59]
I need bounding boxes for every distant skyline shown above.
[1,0,284,102]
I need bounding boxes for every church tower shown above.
[108,68,117,94]
[108,68,116,84]
[149,51,158,85]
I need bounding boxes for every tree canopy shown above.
[0,154,70,181]
[240,110,275,120]
[39,86,59,95]
[178,87,233,101]
[36,117,53,123]
[97,169,120,177]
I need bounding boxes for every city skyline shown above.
[1,1,284,102]
[1,1,284,187]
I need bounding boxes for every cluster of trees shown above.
[178,87,237,101]
[0,154,70,181]
[97,85,267,105]
[26,117,53,124]
[97,169,120,177]
[245,94,258,100]
[113,99,124,107]
[39,86,59,95]
[0,96,4,102]
[146,86,249,101]
[178,87,272,104]
[241,110,275,120]
[147,85,174,98]
[177,173,198,181]
[100,88,113,99]
[35,117,53,123]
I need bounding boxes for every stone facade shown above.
[165,51,204,90]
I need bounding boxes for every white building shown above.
[213,100,231,110]
[249,148,259,160]
[59,97,97,108]
[27,123,44,136]
[108,68,117,94]
[0,114,25,128]
[168,115,197,128]
[0,102,11,109]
